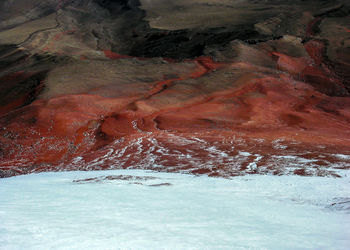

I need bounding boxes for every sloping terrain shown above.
[0,0,350,177]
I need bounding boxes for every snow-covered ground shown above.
[0,170,349,249]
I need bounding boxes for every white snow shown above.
[1,170,350,249]
[238,151,251,157]
[334,154,350,160]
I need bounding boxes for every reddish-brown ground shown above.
[1,11,350,178]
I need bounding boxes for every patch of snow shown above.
[207,146,229,158]
[246,154,263,172]
[272,139,288,150]
[274,155,297,160]
[1,170,349,249]
[334,154,350,160]
[273,155,318,163]
[238,151,251,157]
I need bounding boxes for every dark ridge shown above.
[0,44,72,114]
[0,71,48,110]
[94,0,131,14]
[314,4,349,18]
[0,45,29,70]
[0,44,19,58]
[128,26,263,59]
[310,18,323,36]
[244,36,283,45]
[71,0,269,59]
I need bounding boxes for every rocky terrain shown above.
[0,0,350,178]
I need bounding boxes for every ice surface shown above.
[0,170,350,249]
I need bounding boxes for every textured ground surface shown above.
[0,0,350,178]
[1,170,349,249]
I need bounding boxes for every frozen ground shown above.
[0,169,349,249]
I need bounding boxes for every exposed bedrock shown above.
[0,0,350,177]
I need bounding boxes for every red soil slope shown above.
[1,6,350,178]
